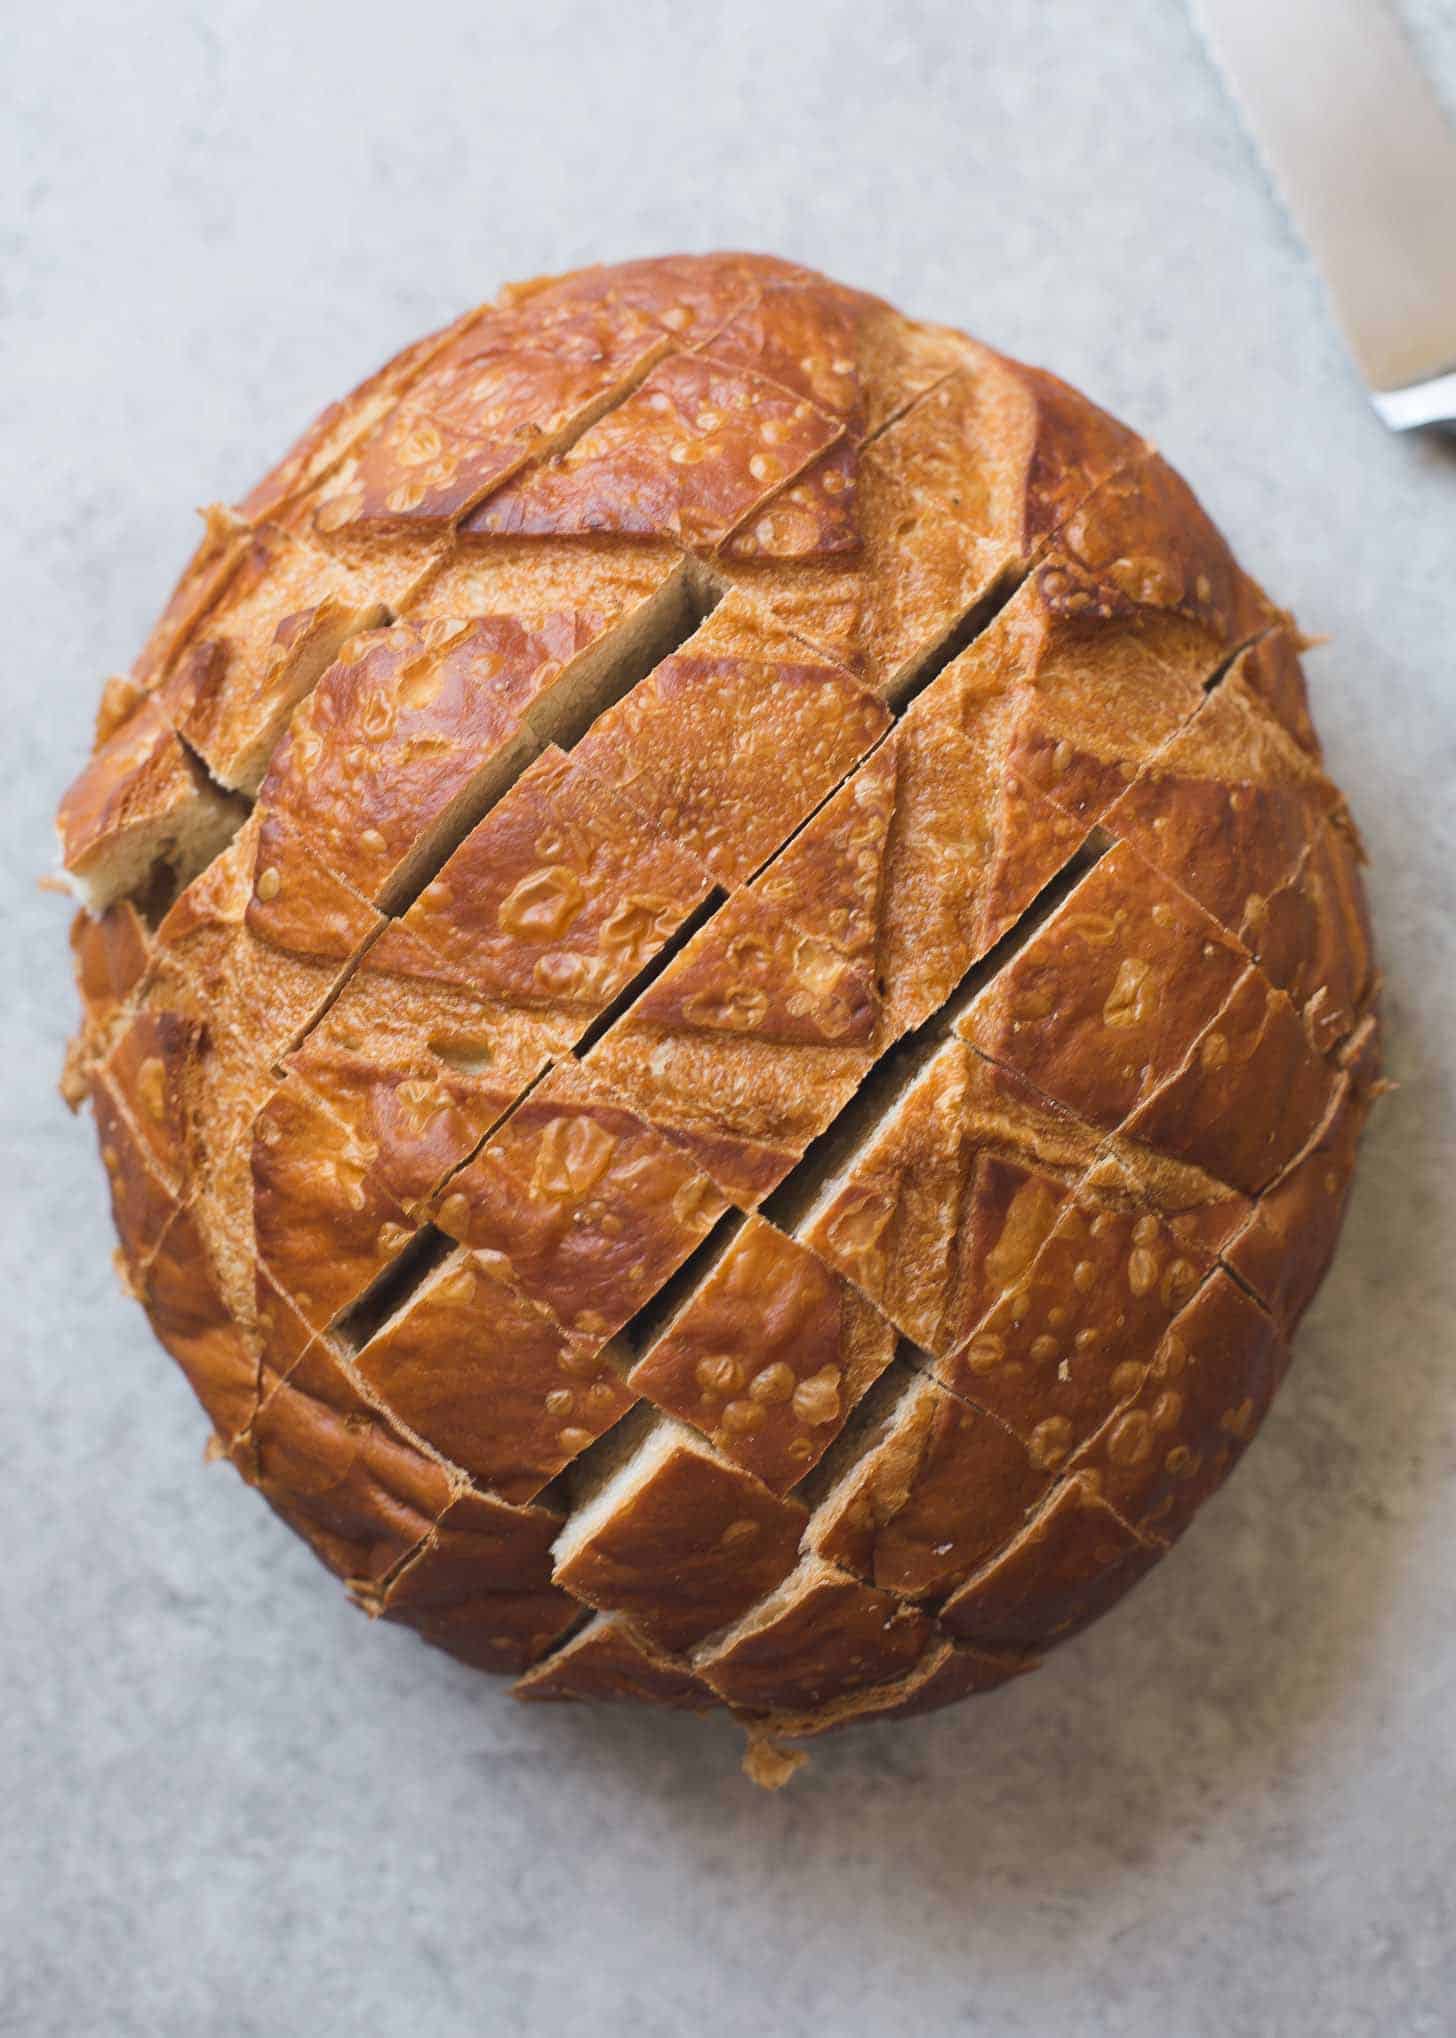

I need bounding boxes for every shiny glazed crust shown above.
[57,252,1381,1778]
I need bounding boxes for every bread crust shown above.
[627,1215,897,1493]
[58,253,1379,1767]
[513,1612,718,1709]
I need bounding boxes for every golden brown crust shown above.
[398,745,711,1015]
[1223,1015,1381,1332]
[142,1203,260,1445]
[939,1473,1163,1650]
[148,813,385,1067]
[705,278,966,441]
[97,1007,201,1197]
[571,592,889,887]
[798,1042,1098,1356]
[745,1635,1033,1740]
[285,923,566,1203]
[467,352,843,550]
[154,525,390,794]
[243,1339,459,1585]
[250,1078,419,1332]
[352,1246,635,1504]
[432,1059,728,1338]
[374,1487,579,1676]
[1066,1269,1287,1545]
[936,1156,1230,1465]
[806,1370,1047,1601]
[255,606,677,912]
[552,1424,809,1651]
[956,841,1249,1135]
[583,878,880,1205]
[628,1216,896,1492]
[1096,650,1332,912]
[694,1556,934,1711]
[513,1613,719,1709]
[70,895,152,1007]
[1122,965,1337,1195]
[497,251,786,350]
[56,698,243,913]
[89,1076,181,1300]
[314,299,670,533]
[718,347,1144,690]
[1041,447,1278,654]
[62,253,1377,1750]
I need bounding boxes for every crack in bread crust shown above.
[57,252,1381,1771]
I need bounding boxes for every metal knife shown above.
[1192,0,1456,430]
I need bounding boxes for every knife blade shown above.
[1192,0,1456,429]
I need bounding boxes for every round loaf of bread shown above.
[58,253,1380,1775]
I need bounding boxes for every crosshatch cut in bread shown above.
[57,252,1382,1784]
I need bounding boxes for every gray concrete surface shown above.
[3,2,1455,2032]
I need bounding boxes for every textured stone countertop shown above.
[4,3,1454,2032]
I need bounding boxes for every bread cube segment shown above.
[467,350,843,550]
[513,1612,719,1710]
[551,1418,809,1651]
[628,1214,897,1492]
[499,251,781,350]
[117,966,278,1307]
[751,735,898,964]
[89,1074,181,1292]
[432,1058,729,1340]
[1122,964,1337,1197]
[56,696,244,914]
[1263,811,1376,1055]
[705,275,969,441]
[63,253,1381,1761]
[245,1339,459,1587]
[956,840,1248,1136]
[1096,647,1343,977]
[797,1039,1100,1359]
[805,1368,1050,1603]
[397,744,712,1016]
[744,1634,1032,1746]
[584,885,877,1207]
[142,1202,261,1448]
[65,901,152,1093]
[1043,445,1279,661]
[1231,626,1322,758]
[257,580,697,912]
[718,346,1146,691]
[572,590,890,888]
[154,524,391,796]
[250,1076,422,1336]
[626,882,880,1050]
[286,921,565,1206]
[374,1487,579,1677]
[693,1554,935,1713]
[939,1473,1163,1653]
[935,1152,1229,1461]
[405,533,688,634]
[313,298,672,532]
[760,616,1097,1045]
[1223,1015,1381,1334]
[149,811,386,1069]
[1068,1270,1287,1547]
[96,1006,200,1198]
[351,1244,636,1505]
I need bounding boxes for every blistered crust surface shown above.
[58,252,1379,1761]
